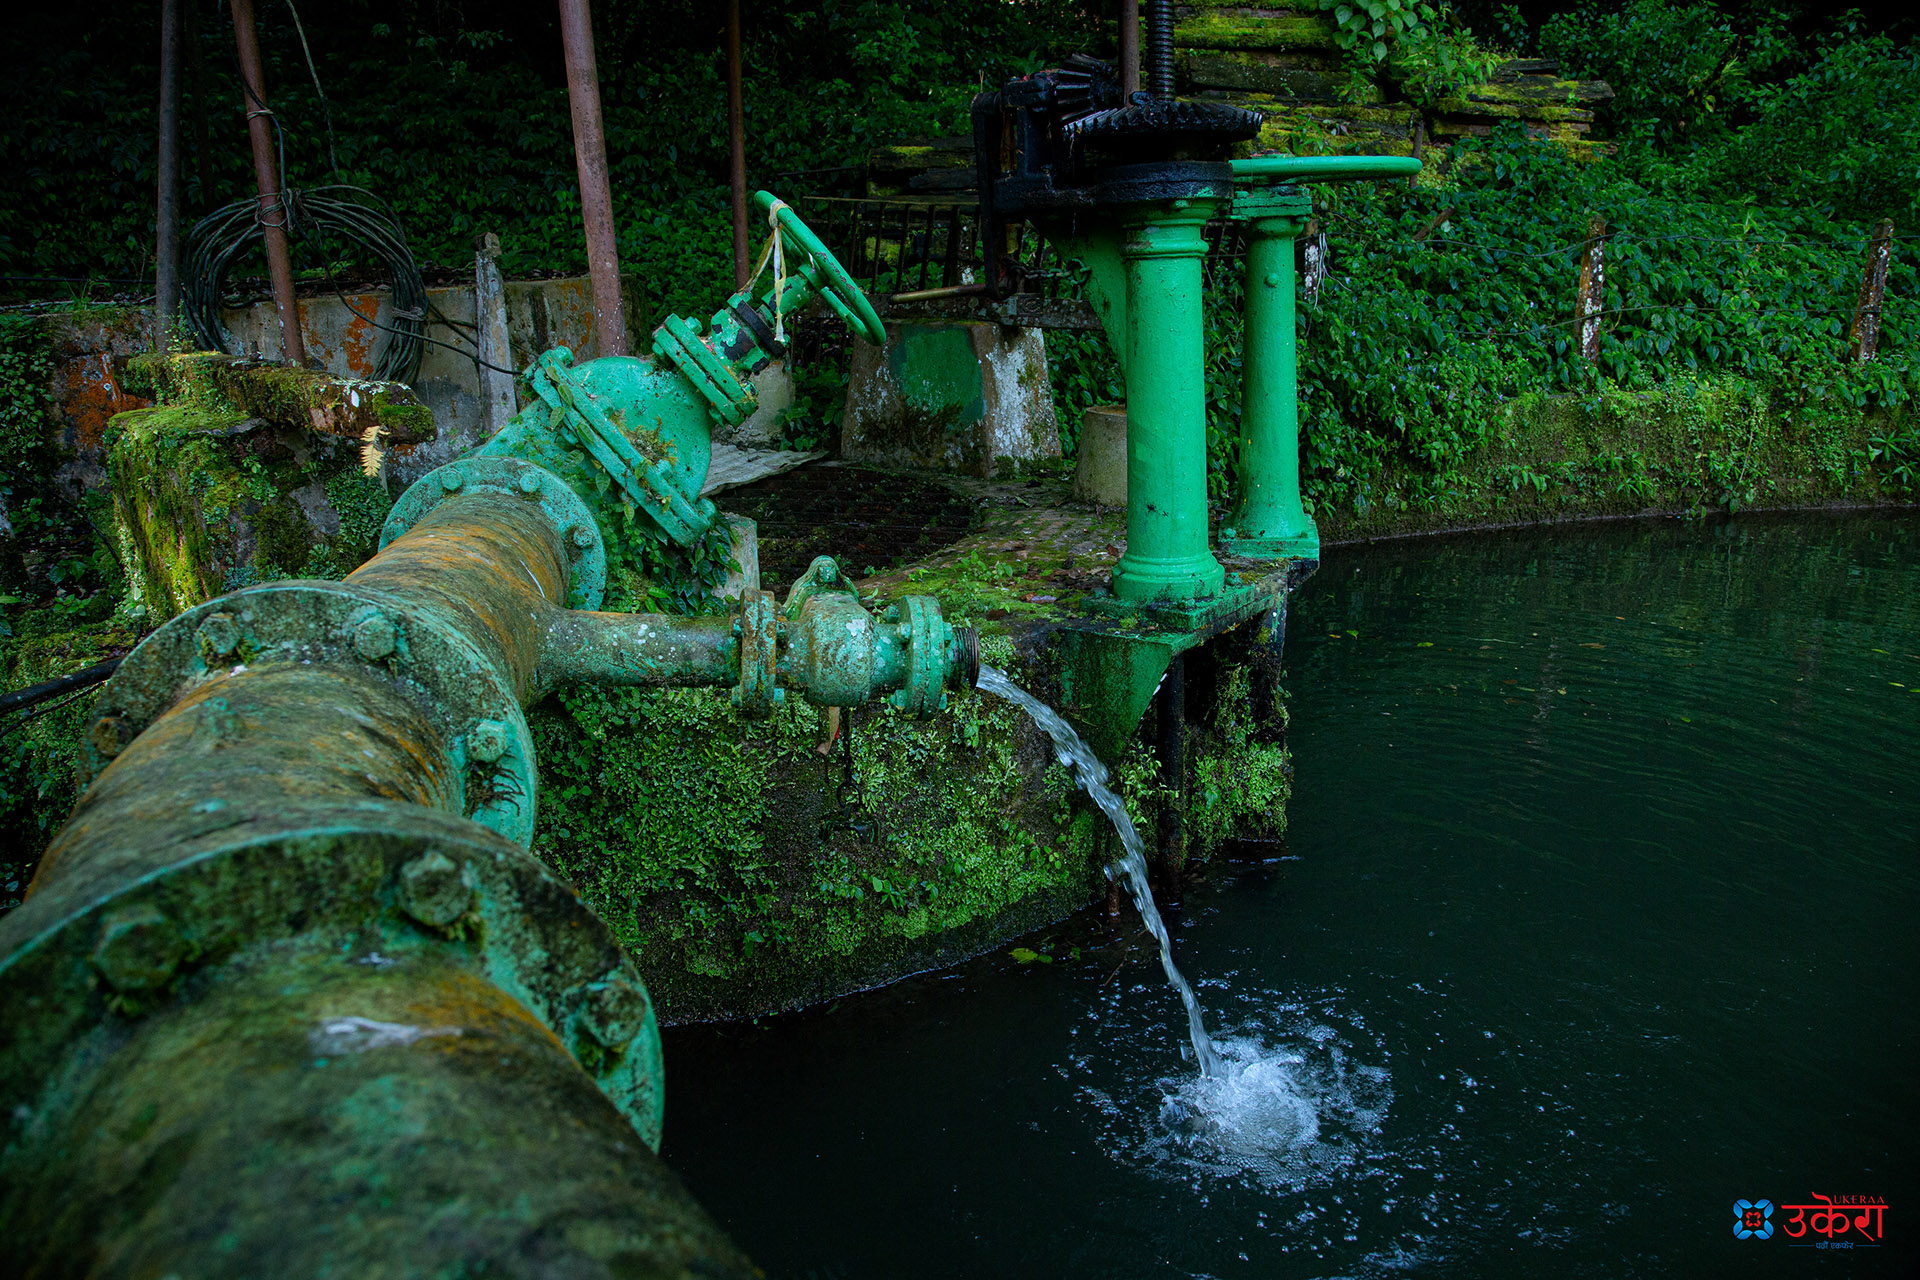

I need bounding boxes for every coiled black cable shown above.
[181,185,427,383]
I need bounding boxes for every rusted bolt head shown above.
[197,611,241,659]
[92,904,188,992]
[439,468,465,492]
[468,718,510,763]
[398,850,471,928]
[517,470,543,495]
[569,524,596,550]
[88,714,129,759]
[579,972,651,1050]
[352,613,398,661]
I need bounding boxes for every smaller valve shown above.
[731,557,977,716]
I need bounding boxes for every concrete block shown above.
[842,321,1060,477]
[1072,404,1128,506]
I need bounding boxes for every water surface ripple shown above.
[663,516,1919,1278]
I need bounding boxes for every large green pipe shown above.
[1,460,974,1273]
[1111,197,1227,604]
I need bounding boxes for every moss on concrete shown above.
[104,402,391,624]
[124,351,433,444]
[526,631,1143,1022]
[1314,375,1909,542]
[1175,10,1338,51]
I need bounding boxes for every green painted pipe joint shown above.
[764,557,975,712]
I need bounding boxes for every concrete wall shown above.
[220,275,607,484]
[842,321,1060,477]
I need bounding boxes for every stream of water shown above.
[976,664,1223,1078]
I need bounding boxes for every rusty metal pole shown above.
[726,0,750,290]
[228,0,305,366]
[1576,212,1606,363]
[557,0,629,358]
[1118,0,1141,99]
[154,0,182,353]
[1849,219,1894,365]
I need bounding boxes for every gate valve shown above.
[770,557,977,713]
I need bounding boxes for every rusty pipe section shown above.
[2,453,979,1272]
[0,471,757,1271]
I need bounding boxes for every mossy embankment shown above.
[1305,375,1916,543]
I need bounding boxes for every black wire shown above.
[183,186,429,381]
[283,0,340,179]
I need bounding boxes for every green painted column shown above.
[1113,197,1227,604]
[1220,185,1318,561]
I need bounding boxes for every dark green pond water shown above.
[661,515,1919,1278]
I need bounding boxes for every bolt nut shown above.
[92,904,189,993]
[397,850,471,928]
[1264,271,1282,288]
[352,613,398,661]
[518,470,543,495]
[88,714,130,760]
[569,524,596,550]
[817,561,838,584]
[468,718,510,764]
[439,469,465,492]
[196,611,241,660]
[579,972,652,1050]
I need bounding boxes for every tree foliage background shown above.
[0,0,1098,322]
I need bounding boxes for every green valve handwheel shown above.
[753,189,887,345]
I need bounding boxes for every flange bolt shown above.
[397,850,472,929]
[352,613,398,661]
[197,611,241,660]
[570,524,596,550]
[579,972,652,1052]
[92,904,189,993]
[518,470,543,496]
[468,718,511,764]
[439,469,464,492]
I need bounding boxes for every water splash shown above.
[976,664,1222,1076]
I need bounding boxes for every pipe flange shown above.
[652,314,752,427]
[381,458,606,610]
[731,588,780,719]
[0,805,666,1149]
[81,581,539,844]
[888,595,957,715]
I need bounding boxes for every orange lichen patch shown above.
[55,350,151,453]
[337,294,381,375]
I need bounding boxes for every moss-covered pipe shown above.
[3,458,976,1272]
[539,610,739,691]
